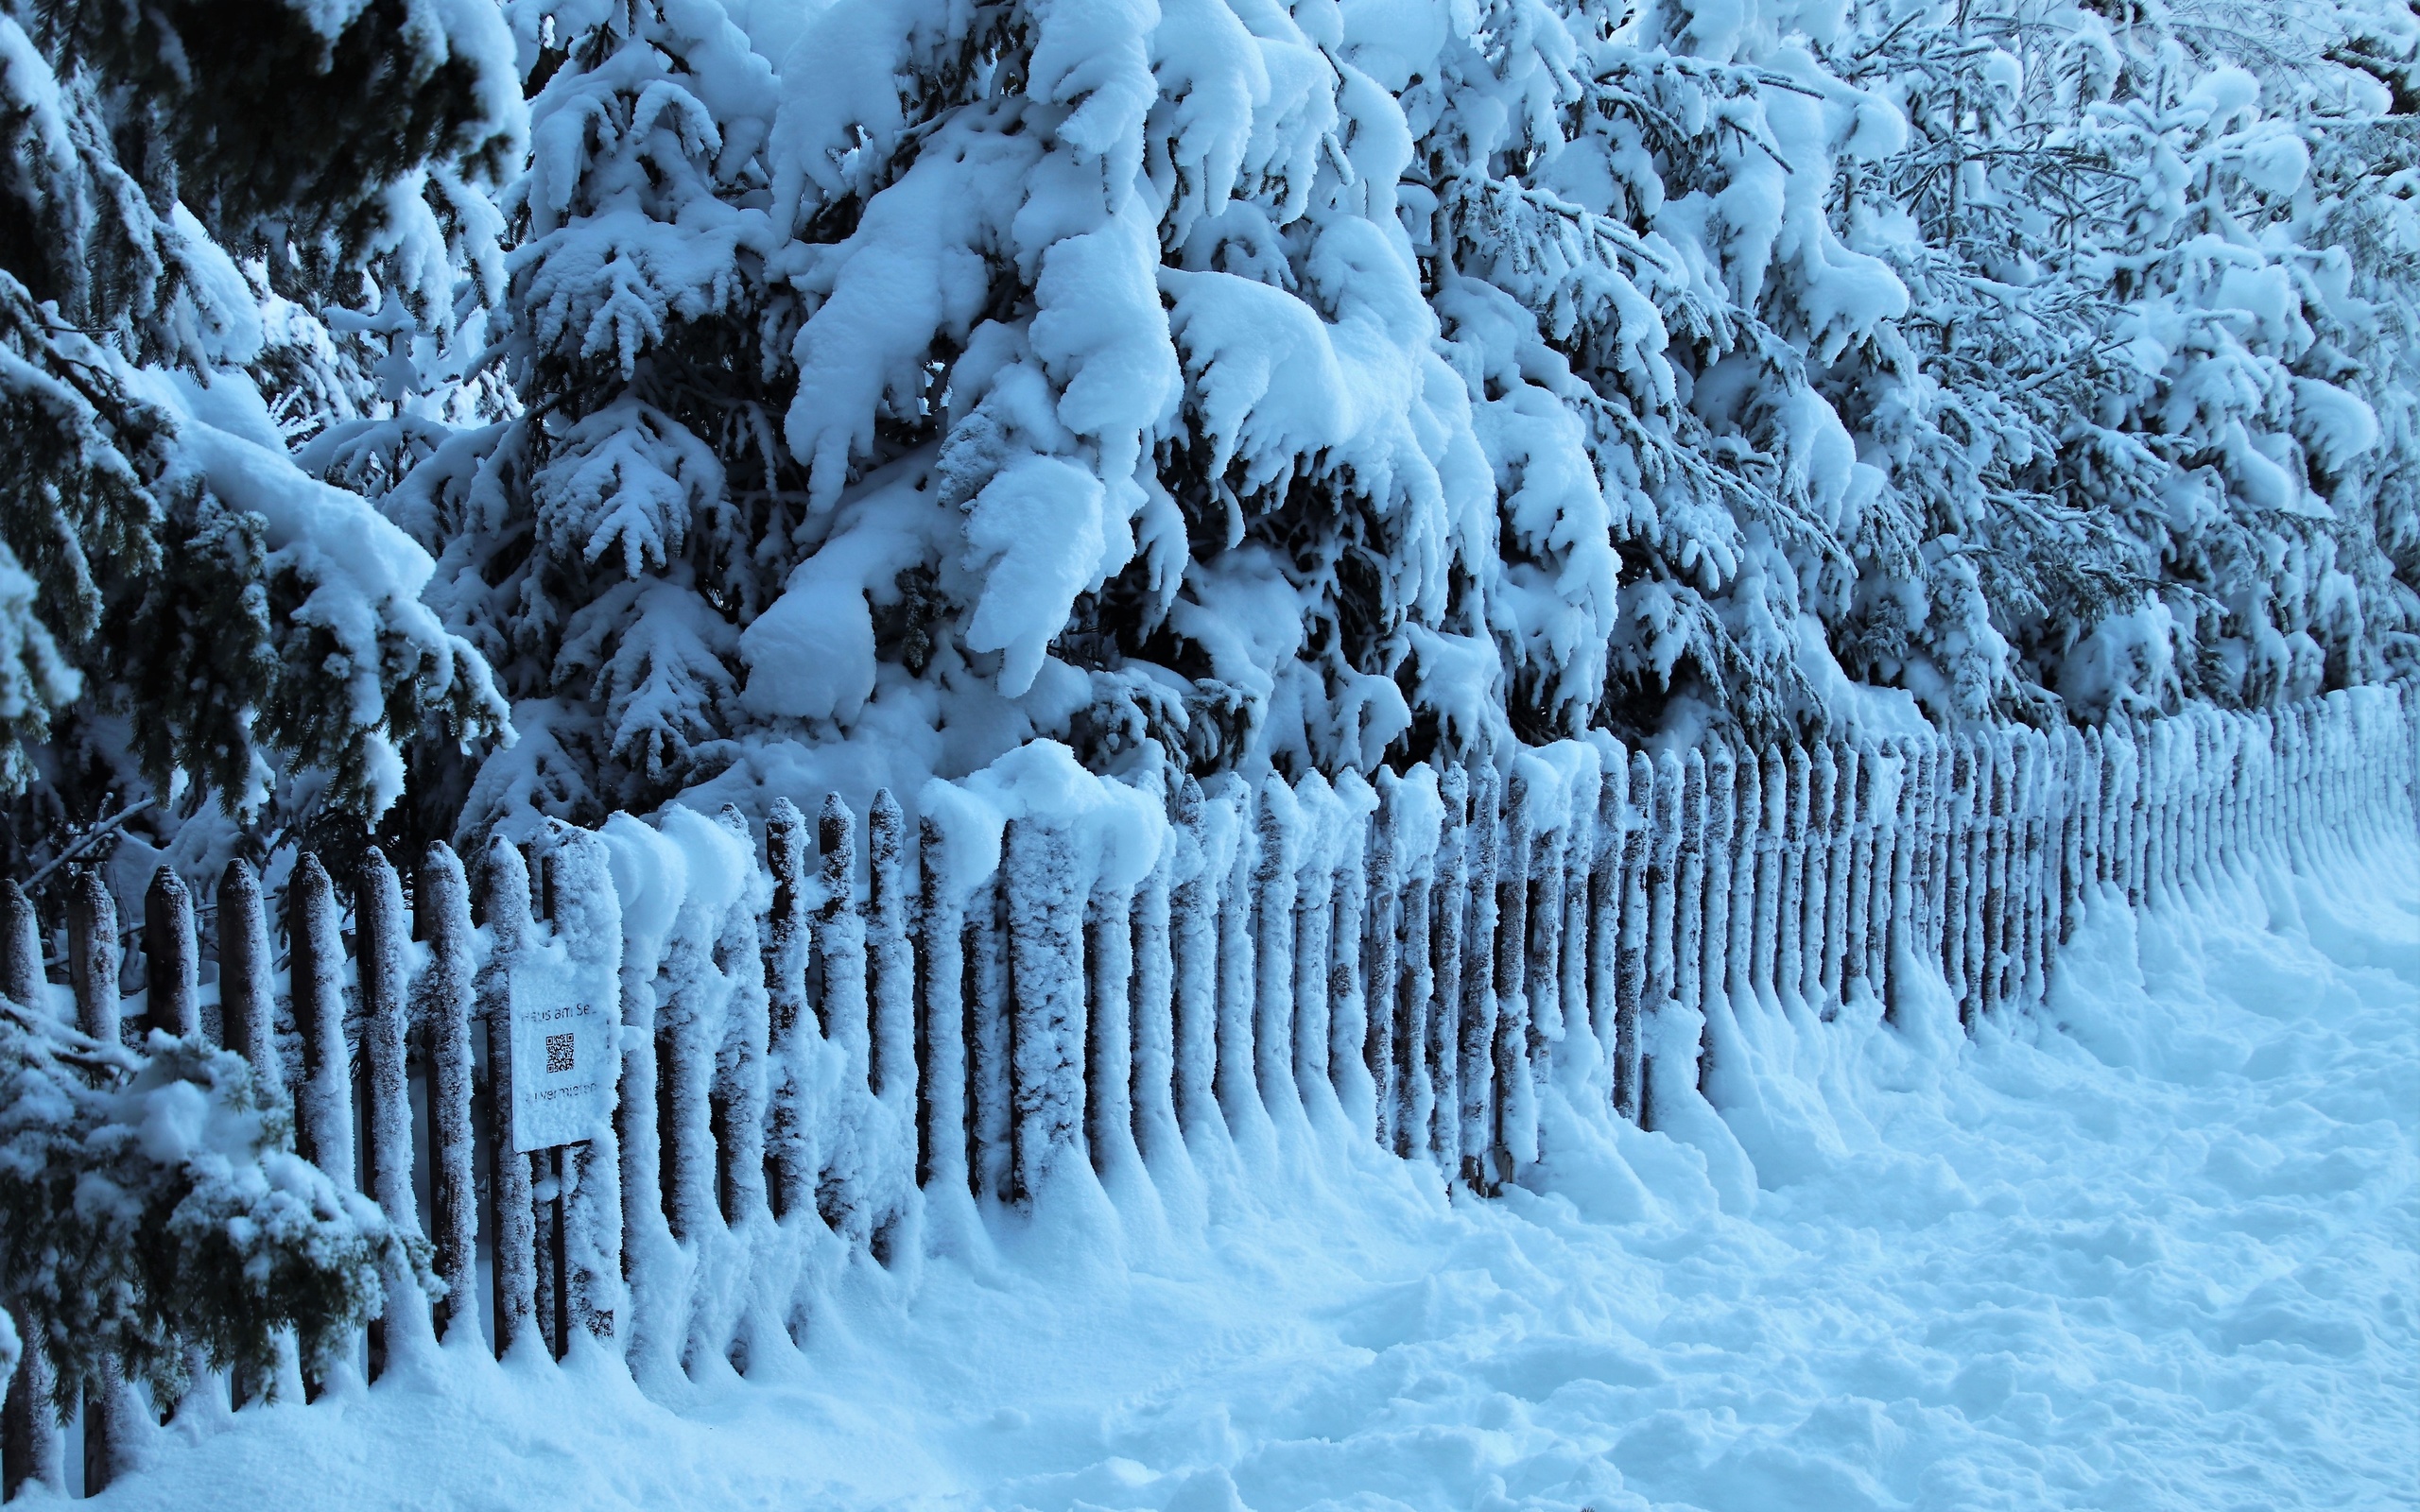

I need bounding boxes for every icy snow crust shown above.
[99,843,2418,1510]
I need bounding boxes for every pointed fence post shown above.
[1525,795,1567,1091]
[1428,768,1470,1168]
[218,861,277,1079]
[820,795,871,1096]
[357,847,432,1368]
[1885,739,1925,1022]
[1460,764,1501,1176]
[1966,738,1997,1022]
[1290,779,1340,1126]
[69,871,145,1487]
[1326,777,1373,1141]
[1214,791,1259,1140]
[1562,766,1602,1093]
[967,868,1013,1197]
[1800,747,1833,1011]
[868,790,915,1114]
[415,845,481,1349]
[1820,746,1856,1012]
[546,826,626,1350]
[1132,833,1180,1167]
[3,882,62,1499]
[1395,798,1434,1162]
[1701,749,1736,1039]
[1722,756,1755,1014]
[1363,781,1402,1151]
[1253,778,1300,1126]
[1005,816,1084,1201]
[1775,747,1806,1007]
[288,855,354,1191]
[1494,766,1536,1174]
[1612,754,1650,1123]
[144,868,199,1038]
[1640,753,1682,1126]
[1168,782,1221,1145]
[765,799,816,1217]
[480,841,538,1358]
[1850,744,1885,1003]
[918,814,968,1193]
[1087,853,1141,1177]
[0,882,38,1013]
[1558,764,1597,1098]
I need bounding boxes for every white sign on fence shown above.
[509,957,616,1153]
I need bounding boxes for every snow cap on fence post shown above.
[925,742,1162,1201]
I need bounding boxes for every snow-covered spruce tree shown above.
[342,0,796,839]
[0,997,415,1411]
[0,0,520,872]
[740,0,1958,778]
[1829,0,2420,720]
[391,0,1937,838]
[379,0,2416,839]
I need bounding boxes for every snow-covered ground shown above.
[100,842,2417,1512]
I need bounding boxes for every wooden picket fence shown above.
[2,685,2414,1497]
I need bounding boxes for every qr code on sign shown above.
[545,1032,576,1074]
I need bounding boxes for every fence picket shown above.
[416,846,480,1349]
[1614,753,1651,1123]
[1495,768,1537,1170]
[1461,763,1501,1179]
[1428,769,1470,1167]
[1131,837,1179,1167]
[143,869,198,1038]
[479,840,539,1360]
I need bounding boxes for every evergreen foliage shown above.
[0,0,524,865]
[8,0,2415,846]
[0,998,412,1409]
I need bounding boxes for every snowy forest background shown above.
[3,0,2415,879]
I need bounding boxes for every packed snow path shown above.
[104,846,2416,1512]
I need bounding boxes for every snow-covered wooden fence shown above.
[3,686,2414,1496]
